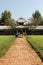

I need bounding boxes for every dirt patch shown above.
[0,36,43,65]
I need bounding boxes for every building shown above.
[0,17,43,35]
[0,25,43,35]
[17,17,26,25]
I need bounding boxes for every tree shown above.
[32,10,42,25]
[1,10,16,27]
[32,10,41,19]
[1,10,16,34]
[39,18,43,25]
[29,10,42,34]
[10,19,16,28]
[1,10,11,25]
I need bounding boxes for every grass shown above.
[26,35,43,60]
[0,35,15,57]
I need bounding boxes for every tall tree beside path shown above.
[29,10,42,34]
[1,10,16,27]
[0,10,16,34]
[1,10,11,25]
[32,10,42,25]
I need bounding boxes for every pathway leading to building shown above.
[0,36,43,65]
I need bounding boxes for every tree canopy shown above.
[32,10,41,19]
[0,10,16,29]
[1,10,11,25]
[31,10,42,25]
[0,10,43,26]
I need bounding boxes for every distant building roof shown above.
[36,26,43,29]
[0,26,11,30]
[16,26,28,28]
[17,17,26,23]
[0,25,43,30]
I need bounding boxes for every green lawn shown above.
[27,35,43,60]
[0,35,15,57]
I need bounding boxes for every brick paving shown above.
[0,36,43,65]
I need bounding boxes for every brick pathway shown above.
[0,36,43,65]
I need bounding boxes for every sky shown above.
[0,0,43,19]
